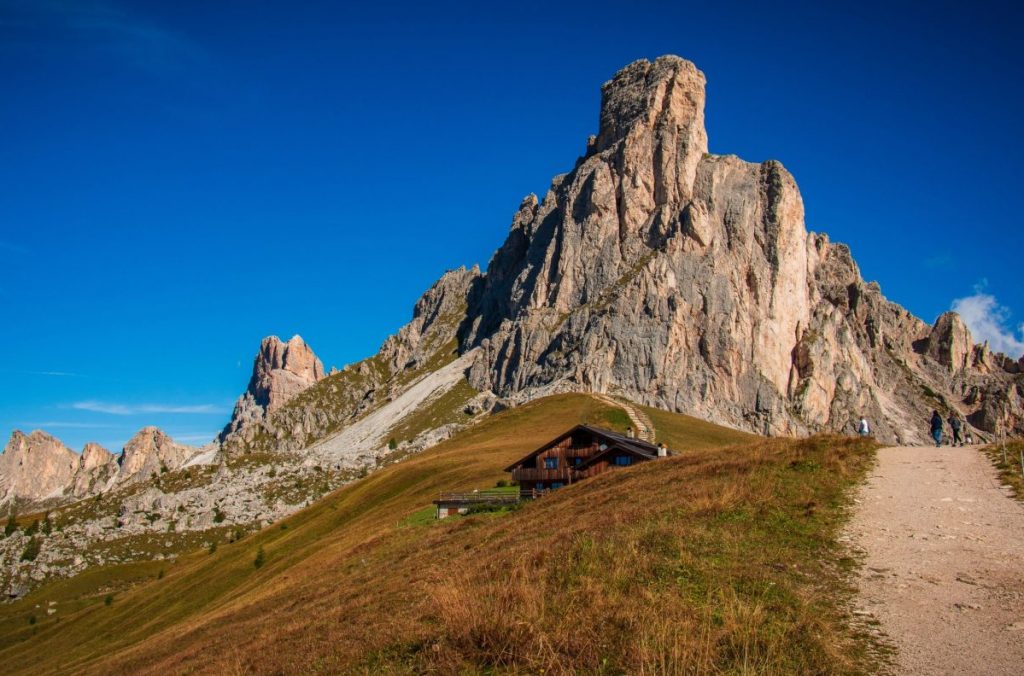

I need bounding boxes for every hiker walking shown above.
[948,414,963,446]
[929,410,943,447]
[857,416,870,437]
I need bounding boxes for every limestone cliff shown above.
[0,431,79,503]
[220,335,325,444]
[450,55,1023,443]
[118,427,198,484]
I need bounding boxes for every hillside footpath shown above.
[846,445,1024,674]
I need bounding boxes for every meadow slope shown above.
[0,394,880,674]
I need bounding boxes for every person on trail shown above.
[858,416,870,437]
[948,414,963,446]
[930,410,943,447]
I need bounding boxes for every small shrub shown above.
[495,480,508,488]
[104,594,114,606]
[28,615,36,625]
[213,507,226,523]
[42,513,52,535]
[208,542,218,555]
[160,463,169,474]
[24,519,39,537]
[254,546,265,569]
[20,537,41,562]
[388,438,398,451]
[280,523,288,531]
[158,569,165,579]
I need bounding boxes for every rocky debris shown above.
[0,449,357,601]
[0,432,81,503]
[221,335,325,444]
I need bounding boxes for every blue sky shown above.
[2,0,1022,452]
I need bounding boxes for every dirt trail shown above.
[846,445,1024,674]
[595,395,655,442]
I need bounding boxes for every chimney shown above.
[657,443,668,458]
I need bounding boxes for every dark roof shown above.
[504,424,662,472]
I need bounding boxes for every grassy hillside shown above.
[982,439,1024,501]
[0,394,878,674]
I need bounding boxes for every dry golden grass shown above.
[982,438,1024,501]
[0,395,877,675]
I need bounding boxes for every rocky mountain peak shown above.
[450,54,1024,443]
[119,427,196,483]
[0,430,79,503]
[80,442,114,470]
[220,334,326,444]
[250,335,325,413]
[927,311,973,371]
[591,56,707,189]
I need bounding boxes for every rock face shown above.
[217,55,1022,447]
[71,443,119,498]
[221,335,325,443]
[118,427,197,484]
[443,55,1024,443]
[0,431,79,503]
[0,427,200,506]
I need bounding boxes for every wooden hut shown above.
[505,425,668,493]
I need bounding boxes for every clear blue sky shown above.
[2,0,1022,452]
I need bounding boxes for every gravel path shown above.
[847,445,1024,674]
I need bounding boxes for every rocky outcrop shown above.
[0,427,200,505]
[118,427,198,484]
[0,431,79,503]
[926,312,973,371]
[448,55,1024,443]
[220,335,325,444]
[71,443,118,498]
[379,266,481,373]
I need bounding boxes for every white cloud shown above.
[71,401,227,415]
[951,289,1024,359]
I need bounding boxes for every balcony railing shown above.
[435,490,525,504]
[509,467,574,483]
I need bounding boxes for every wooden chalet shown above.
[505,424,668,492]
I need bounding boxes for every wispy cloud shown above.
[19,421,120,429]
[20,370,85,377]
[2,0,205,71]
[951,283,1024,358]
[71,401,228,415]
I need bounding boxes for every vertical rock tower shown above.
[220,335,325,444]
[455,55,1023,443]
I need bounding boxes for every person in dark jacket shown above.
[948,414,963,446]
[930,410,943,447]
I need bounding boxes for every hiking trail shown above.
[846,444,1024,675]
[595,395,655,442]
